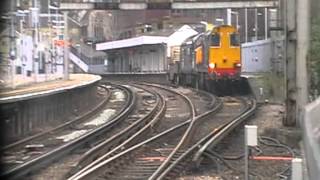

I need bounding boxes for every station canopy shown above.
[167,25,198,57]
[167,25,198,47]
[96,36,168,51]
[96,25,199,58]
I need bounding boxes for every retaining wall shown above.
[0,78,100,144]
[101,73,169,84]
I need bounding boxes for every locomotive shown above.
[169,25,242,94]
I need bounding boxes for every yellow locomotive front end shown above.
[208,25,241,80]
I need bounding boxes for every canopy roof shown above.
[96,36,168,51]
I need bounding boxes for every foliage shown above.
[309,17,320,97]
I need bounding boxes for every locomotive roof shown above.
[212,25,237,32]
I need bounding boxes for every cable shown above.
[203,152,221,174]
[259,136,295,157]
[258,136,296,179]
[201,136,296,179]
[205,149,263,180]
[220,146,262,160]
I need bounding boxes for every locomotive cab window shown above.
[211,33,220,46]
[230,33,240,46]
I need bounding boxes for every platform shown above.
[0,74,101,103]
[241,72,285,103]
[0,74,102,142]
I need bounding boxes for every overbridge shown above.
[58,0,278,10]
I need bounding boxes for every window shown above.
[230,33,240,46]
[211,33,220,46]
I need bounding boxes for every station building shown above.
[94,25,199,74]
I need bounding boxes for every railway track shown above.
[29,84,168,180]
[67,83,221,180]
[66,83,205,179]
[4,81,256,180]
[68,94,256,179]
[0,84,135,180]
[158,97,257,179]
[64,84,167,178]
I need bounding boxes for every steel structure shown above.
[59,0,278,10]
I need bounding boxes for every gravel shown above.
[178,103,302,180]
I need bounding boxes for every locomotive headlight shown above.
[209,63,216,69]
[235,63,242,68]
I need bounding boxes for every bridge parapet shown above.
[58,0,279,10]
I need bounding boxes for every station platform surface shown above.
[0,74,101,103]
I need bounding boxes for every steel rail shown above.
[68,119,191,180]
[0,84,136,180]
[70,84,164,175]
[67,91,166,180]
[194,97,257,160]
[69,83,196,179]
[157,97,257,180]
[1,83,111,152]
[139,82,196,117]
[146,83,198,180]
[68,84,222,180]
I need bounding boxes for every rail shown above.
[68,83,221,180]
[157,97,256,179]
[1,84,135,180]
[71,84,166,174]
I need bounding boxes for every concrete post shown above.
[284,0,310,126]
[292,158,303,180]
[284,0,297,126]
[244,125,258,180]
[296,0,310,117]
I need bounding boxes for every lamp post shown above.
[63,11,69,80]
[254,9,263,41]
[264,8,268,40]
[87,41,93,65]
[245,8,248,42]
[8,9,17,89]
[231,11,239,30]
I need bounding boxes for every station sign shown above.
[54,39,70,47]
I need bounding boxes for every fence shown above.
[241,38,284,74]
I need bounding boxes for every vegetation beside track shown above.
[310,16,320,99]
